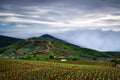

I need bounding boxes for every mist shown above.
[53,29,120,51]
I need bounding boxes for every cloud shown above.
[0,12,22,16]
[0,12,120,29]
[0,0,120,29]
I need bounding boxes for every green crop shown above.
[0,59,120,80]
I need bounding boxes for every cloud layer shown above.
[0,0,120,30]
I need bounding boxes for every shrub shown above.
[49,55,54,59]
[72,56,80,61]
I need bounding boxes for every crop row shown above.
[0,59,120,80]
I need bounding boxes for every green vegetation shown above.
[1,34,120,80]
[0,59,120,80]
[0,35,22,47]
[0,34,120,60]
[25,54,49,61]
[112,60,120,64]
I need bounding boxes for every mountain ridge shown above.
[0,34,120,59]
[0,35,23,48]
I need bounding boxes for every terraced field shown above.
[0,59,120,80]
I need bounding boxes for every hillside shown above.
[0,35,23,48]
[0,34,120,59]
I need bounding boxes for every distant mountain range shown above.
[0,34,120,58]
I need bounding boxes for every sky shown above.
[0,0,120,51]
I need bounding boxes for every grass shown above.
[0,58,120,80]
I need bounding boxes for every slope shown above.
[0,34,120,59]
[0,35,23,48]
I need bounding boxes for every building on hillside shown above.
[25,39,35,44]
[107,57,120,61]
[8,54,26,59]
[60,59,67,62]
[35,49,49,54]
[116,64,120,69]
[3,56,9,59]
[0,55,3,58]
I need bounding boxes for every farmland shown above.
[0,59,120,80]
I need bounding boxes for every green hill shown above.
[0,34,120,60]
[0,35,22,48]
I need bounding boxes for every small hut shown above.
[60,59,67,62]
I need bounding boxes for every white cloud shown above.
[0,16,66,26]
[98,15,120,20]
[16,24,29,28]
[0,12,22,16]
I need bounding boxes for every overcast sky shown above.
[0,0,120,51]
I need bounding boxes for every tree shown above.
[92,57,97,60]
[33,54,36,57]
[49,55,54,59]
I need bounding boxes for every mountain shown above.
[40,34,57,39]
[0,35,23,48]
[0,34,120,59]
